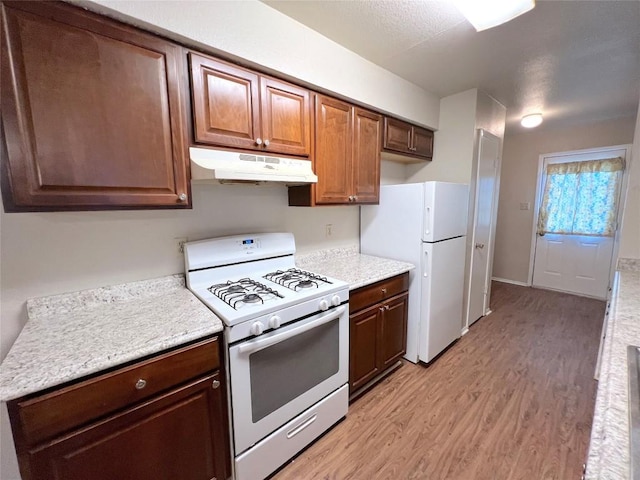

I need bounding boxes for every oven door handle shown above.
[238,306,346,355]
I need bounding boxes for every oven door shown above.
[228,304,348,454]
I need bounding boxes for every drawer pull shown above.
[135,379,147,390]
[381,288,387,295]
[212,380,220,389]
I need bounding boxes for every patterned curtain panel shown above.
[537,157,624,237]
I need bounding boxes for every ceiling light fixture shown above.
[452,0,535,32]
[521,113,543,128]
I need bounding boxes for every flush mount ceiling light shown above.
[452,0,535,32]
[521,113,543,128]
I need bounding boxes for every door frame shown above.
[527,144,633,293]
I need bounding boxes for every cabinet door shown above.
[314,95,352,204]
[378,293,409,370]
[260,77,311,157]
[26,373,230,480]
[349,305,381,393]
[189,53,260,151]
[352,108,381,204]
[0,2,190,211]
[382,117,412,155]
[412,126,434,159]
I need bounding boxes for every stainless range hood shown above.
[190,147,318,185]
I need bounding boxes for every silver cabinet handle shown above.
[255,138,263,146]
[135,379,147,390]
[264,139,270,147]
[178,193,187,202]
[475,243,485,249]
[212,379,220,389]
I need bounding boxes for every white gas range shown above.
[184,233,349,480]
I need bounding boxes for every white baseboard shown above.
[491,277,531,287]
[461,327,469,336]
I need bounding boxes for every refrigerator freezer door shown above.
[423,182,469,242]
[419,236,466,363]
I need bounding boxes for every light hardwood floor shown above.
[273,282,605,480]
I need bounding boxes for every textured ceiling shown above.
[263,0,640,132]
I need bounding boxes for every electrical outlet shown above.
[175,237,188,254]
[325,224,333,238]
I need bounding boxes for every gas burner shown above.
[208,278,283,309]
[263,268,332,292]
[296,280,316,289]
[242,293,263,304]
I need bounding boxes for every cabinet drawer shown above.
[9,336,220,447]
[350,272,409,313]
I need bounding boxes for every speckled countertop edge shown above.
[586,269,640,479]
[296,247,415,290]
[0,275,223,402]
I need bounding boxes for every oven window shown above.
[249,320,339,422]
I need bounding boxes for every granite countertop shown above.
[586,264,640,479]
[296,246,415,290]
[0,275,223,402]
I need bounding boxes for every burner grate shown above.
[208,278,283,309]
[263,268,331,291]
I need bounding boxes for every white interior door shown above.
[467,131,500,326]
[531,147,628,300]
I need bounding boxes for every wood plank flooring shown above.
[273,282,605,480]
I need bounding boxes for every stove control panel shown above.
[237,238,261,251]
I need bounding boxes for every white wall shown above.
[493,115,637,284]
[619,106,640,259]
[407,89,477,184]
[80,0,440,129]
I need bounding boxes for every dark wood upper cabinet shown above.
[189,52,311,157]
[383,117,433,160]
[353,107,381,204]
[0,1,191,212]
[313,95,353,204]
[289,94,380,206]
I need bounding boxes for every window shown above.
[537,157,624,237]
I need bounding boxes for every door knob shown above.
[475,243,485,249]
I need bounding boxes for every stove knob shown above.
[331,295,341,307]
[269,315,281,329]
[250,321,264,336]
[319,299,329,311]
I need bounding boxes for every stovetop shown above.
[187,266,347,327]
[184,233,348,329]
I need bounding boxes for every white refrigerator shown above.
[360,181,469,364]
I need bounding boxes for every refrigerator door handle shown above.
[423,249,429,277]
[425,206,431,237]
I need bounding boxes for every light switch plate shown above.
[520,202,531,211]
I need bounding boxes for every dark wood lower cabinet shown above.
[8,336,231,480]
[26,374,228,480]
[349,273,409,398]
[350,306,381,392]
